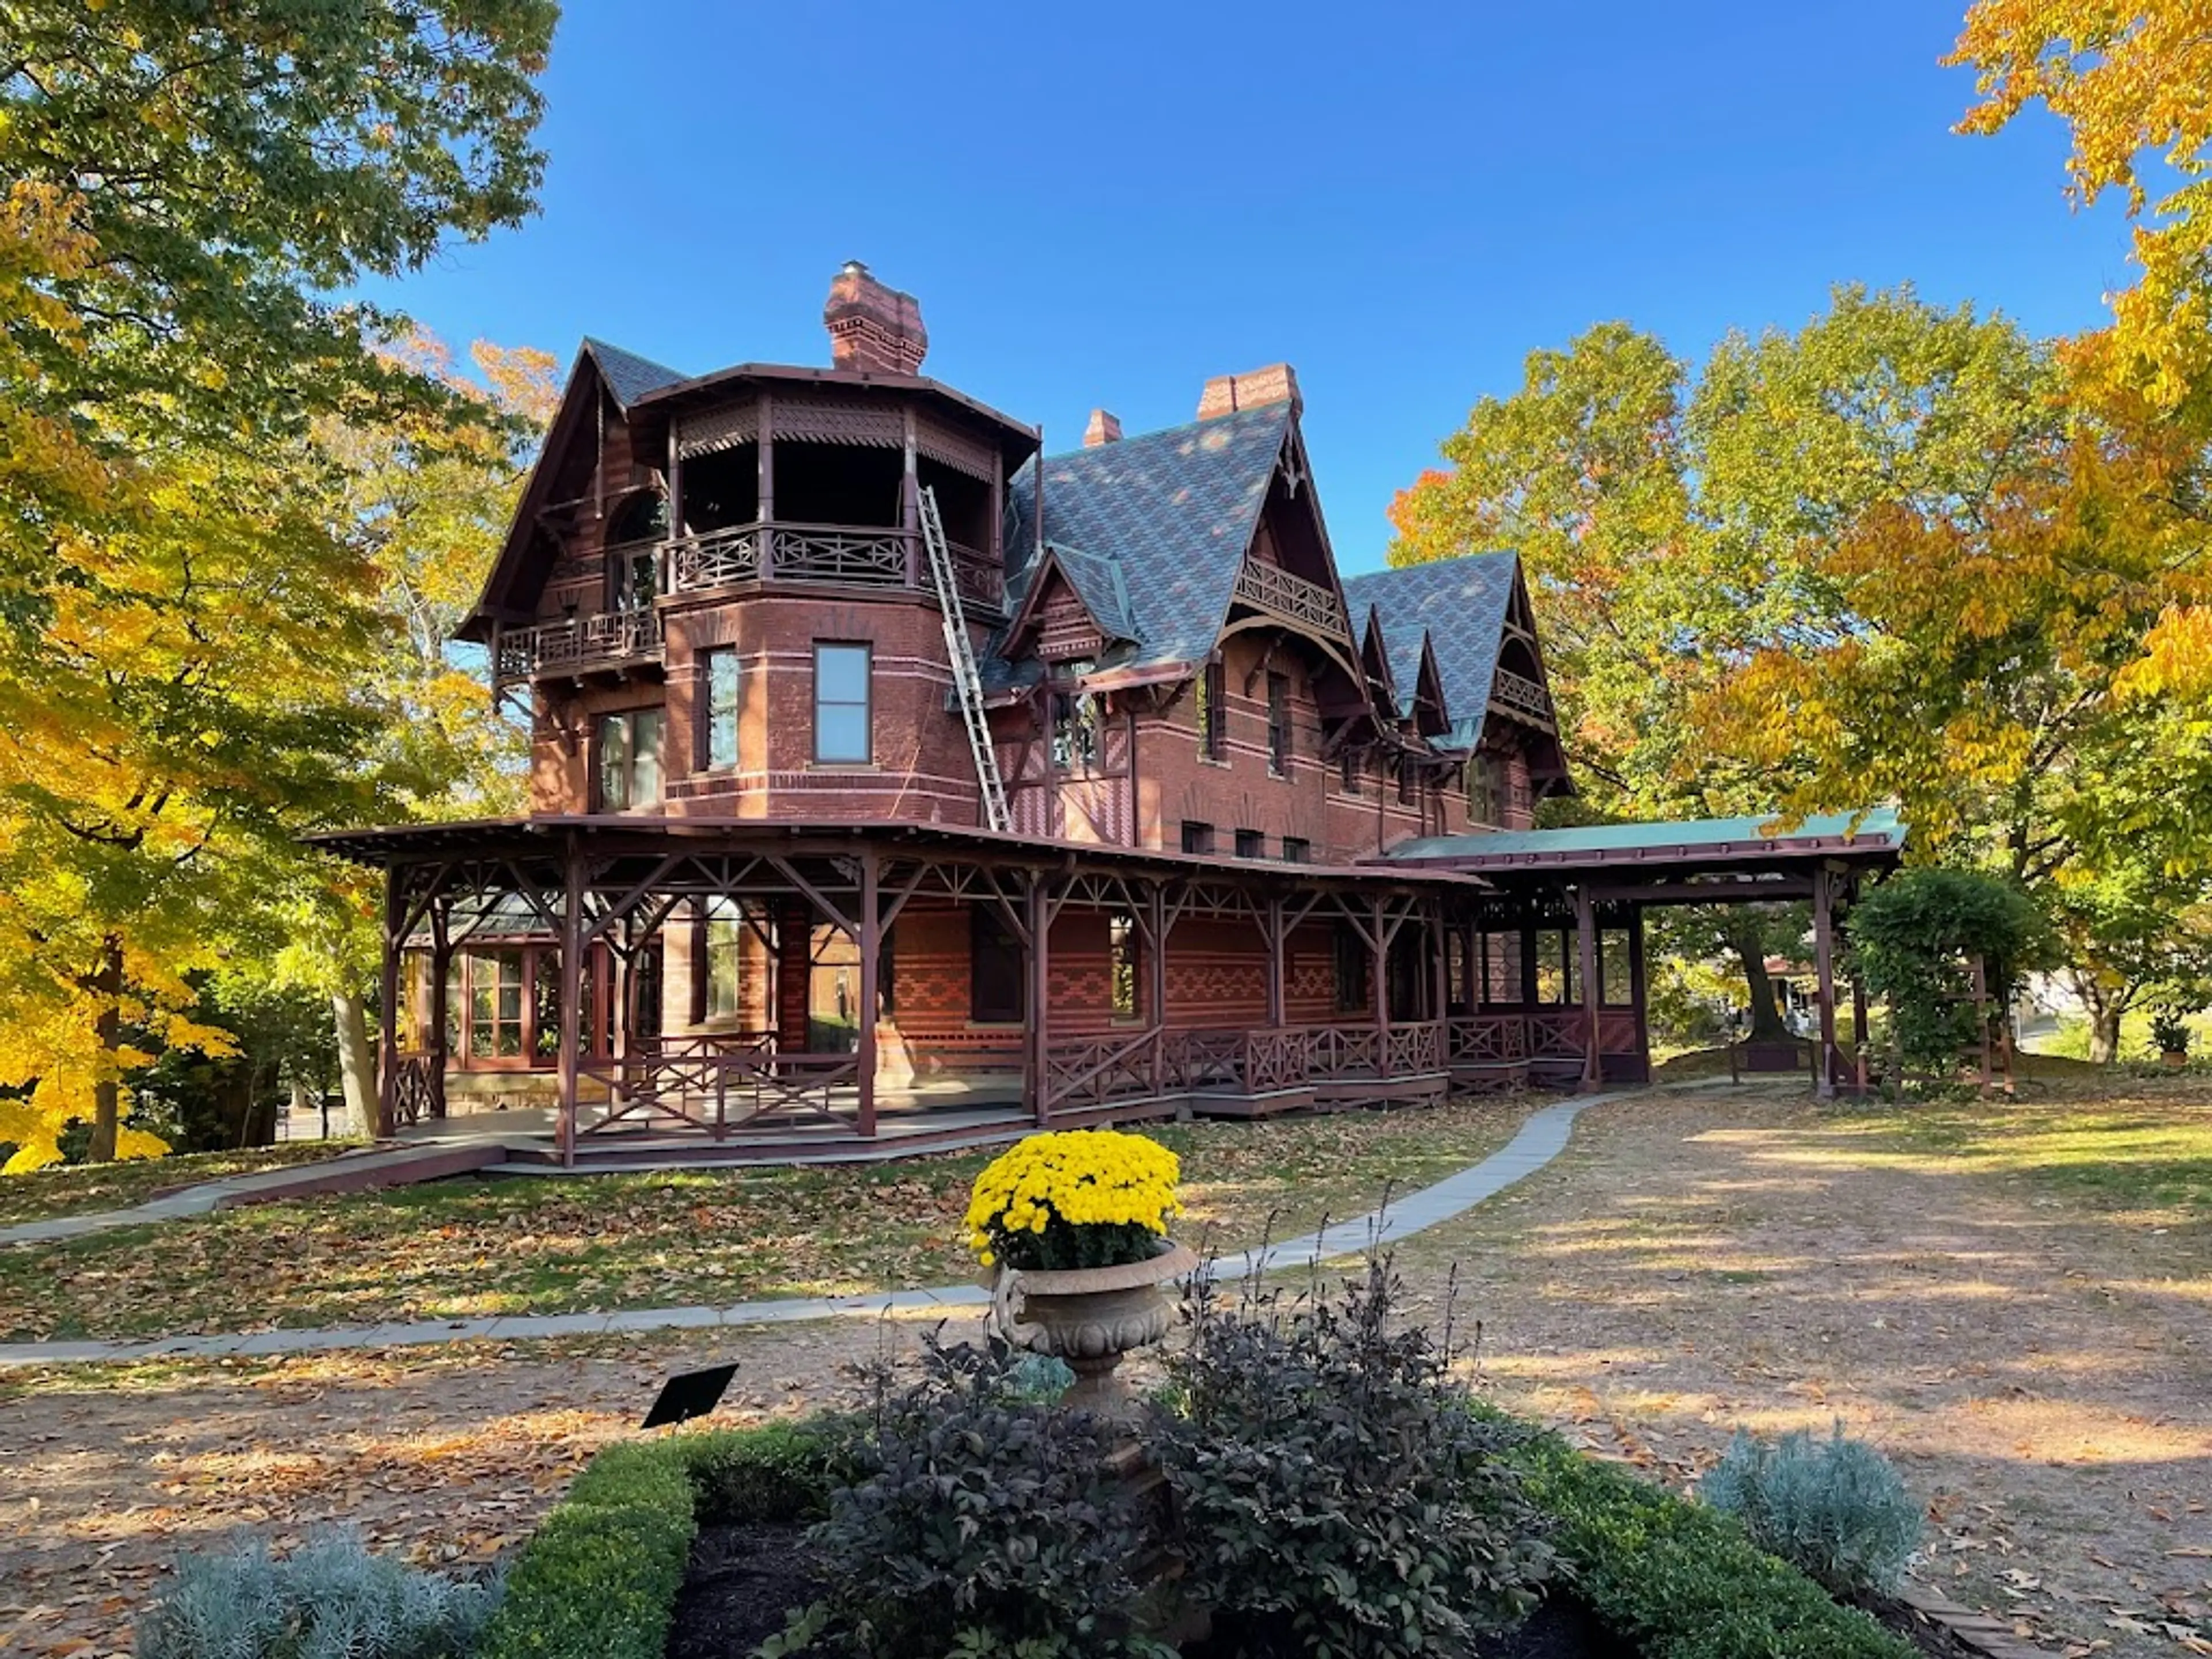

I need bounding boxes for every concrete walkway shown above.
[0,1090,1637,1368]
[0,1141,508,1246]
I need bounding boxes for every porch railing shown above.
[495,607,662,685]
[1446,1013,1529,1067]
[1490,666,1555,726]
[388,1051,444,1126]
[1230,556,1353,642]
[581,1045,862,1139]
[1042,1020,1451,1113]
[661,520,1004,611]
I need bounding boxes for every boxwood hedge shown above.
[483,1412,1919,1659]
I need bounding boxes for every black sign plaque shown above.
[641,1362,738,1429]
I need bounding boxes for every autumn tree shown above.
[1949,1,2212,700]
[0,1,556,1168]
[1390,286,2212,1061]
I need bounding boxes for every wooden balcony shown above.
[661,520,1004,614]
[1490,666,1555,728]
[1230,556,1353,643]
[495,607,663,687]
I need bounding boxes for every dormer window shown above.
[1051,672,1101,774]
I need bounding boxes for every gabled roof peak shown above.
[579,337,688,408]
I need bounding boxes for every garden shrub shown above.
[1698,1423,1922,1598]
[1501,1422,1918,1659]
[796,1334,1167,1658]
[1849,868,2051,1078]
[137,1527,501,1659]
[1156,1257,1554,1657]
[688,1418,848,1525]
[478,1437,695,1659]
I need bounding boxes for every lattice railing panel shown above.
[497,608,663,683]
[666,526,764,590]
[1491,667,1555,725]
[1232,558,1352,641]
[770,525,908,586]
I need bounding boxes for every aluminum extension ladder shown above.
[919,485,1012,832]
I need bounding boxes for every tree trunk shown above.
[1729,922,1790,1042]
[332,990,376,1139]
[86,934,124,1163]
[2085,995,2124,1066]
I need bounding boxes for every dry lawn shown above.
[4,1079,2208,1658]
[1399,1076,2212,1659]
[0,1100,1521,1341]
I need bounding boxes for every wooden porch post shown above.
[1429,900,1449,1026]
[1263,894,1286,1028]
[1370,896,1389,1054]
[556,836,584,1167]
[1812,865,1838,1101]
[1575,885,1601,1091]
[856,849,880,1138]
[376,865,403,1139]
[1027,874,1052,1126]
[1149,880,1171,1094]
[427,897,452,1120]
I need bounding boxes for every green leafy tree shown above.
[0,1,555,1166]
[1390,286,2212,1062]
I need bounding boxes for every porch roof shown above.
[305,813,1498,891]
[1378,808,1906,876]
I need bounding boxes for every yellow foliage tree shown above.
[1949,2,2212,697]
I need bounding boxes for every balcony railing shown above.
[496,607,663,685]
[1231,557,1353,642]
[1491,666,1555,726]
[662,520,1005,612]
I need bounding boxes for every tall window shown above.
[1339,746,1362,795]
[1467,753,1501,824]
[702,648,741,771]
[971,908,1024,1023]
[598,709,664,810]
[1600,929,1634,1007]
[469,950,526,1058]
[1109,912,1139,1018]
[813,642,871,763]
[1333,925,1370,1013]
[701,897,746,1020]
[1266,672,1291,775]
[1199,661,1226,760]
[1397,758,1417,806]
[1181,821,1214,855]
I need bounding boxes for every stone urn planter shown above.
[1009,1239,1200,1407]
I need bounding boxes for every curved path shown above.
[0,1091,1640,1369]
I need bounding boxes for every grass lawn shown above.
[1831,1084,2212,1224]
[0,1141,365,1228]
[0,1096,1525,1341]
[1375,1069,2212,1659]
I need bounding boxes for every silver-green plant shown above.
[137,1527,503,1659]
[1700,1422,1923,1598]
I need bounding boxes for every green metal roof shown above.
[1384,808,1905,869]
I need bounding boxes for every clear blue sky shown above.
[366,0,2133,575]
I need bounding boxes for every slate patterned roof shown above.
[582,337,688,408]
[1383,808,1906,866]
[1341,554,1522,749]
[998,404,1291,681]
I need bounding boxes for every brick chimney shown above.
[1083,408,1122,446]
[823,260,928,375]
[1197,363,1301,421]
